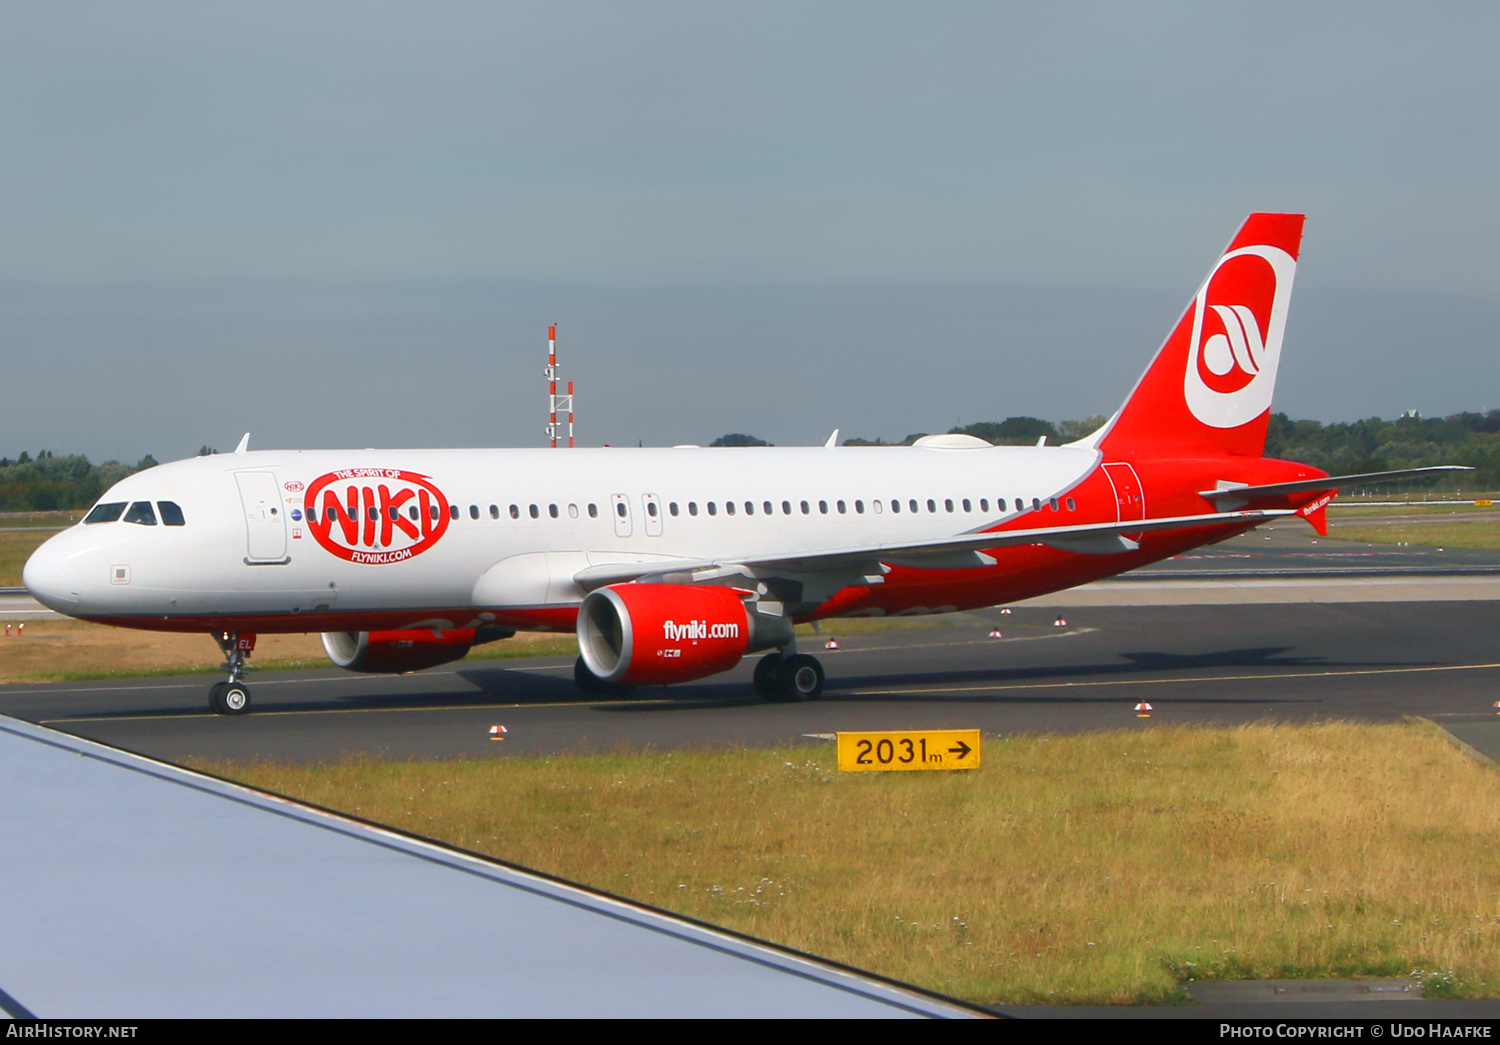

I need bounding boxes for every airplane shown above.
[22,213,1466,715]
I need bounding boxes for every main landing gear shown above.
[208,631,254,716]
[754,651,825,702]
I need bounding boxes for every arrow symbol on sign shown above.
[948,740,972,759]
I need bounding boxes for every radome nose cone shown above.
[23,533,81,612]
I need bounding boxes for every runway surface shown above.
[5,600,1500,765]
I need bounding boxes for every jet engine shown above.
[321,626,511,674]
[577,583,793,686]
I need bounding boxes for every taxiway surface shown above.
[4,600,1499,765]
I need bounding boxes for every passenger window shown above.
[909,499,919,513]
[726,501,736,516]
[569,504,579,519]
[873,499,883,514]
[449,504,459,520]
[1033,498,1042,512]
[800,500,810,515]
[157,501,186,526]
[647,502,658,518]
[588,503,599,518]
[743,501,753,515]
[688,502,698,517]
[123,501,157,526]
[408,506,420,521]
[530,504,539,519]
[1066,497,1076,511]
[854,500,864,514]
[368,506,379,521]
[491,505,501,519]
[980,498,989,512]
[508,504,519,519]
[549,504,559,519]
[707,502,717,516]
[85,502,127,524]
[962,499,971,513]
[616,502,627,517]
[944,499,954,513]
[470,505,479,519]
[782,501,791,515]
[891,499,901,513]
[1050,497,1059,511]
[818,500,828,514]
[927,499,937,513]
[837,500,846,514]
[669,502,679,517]
[763,501,773,515]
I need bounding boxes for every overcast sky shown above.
[3,3,1498,461]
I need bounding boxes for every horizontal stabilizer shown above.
[1200,466,1472,505]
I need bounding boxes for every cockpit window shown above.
[158,501,186,526]
[122,501,157,526]
[83,502,126,524]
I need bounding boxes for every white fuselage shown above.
[25,441,1158,633]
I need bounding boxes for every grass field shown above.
[0,521,69,587]
[197,721,1500,1006]
[1328,520,1500,550]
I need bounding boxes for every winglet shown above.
[233,433,250,455]
[824,429,839,449]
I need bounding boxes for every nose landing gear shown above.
[209,631,255,715]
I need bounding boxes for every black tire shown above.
[221,683,251,715]
[207,682,228,714]
[753,653,786,700]
[777,654,824,701]
[574,656,633,696]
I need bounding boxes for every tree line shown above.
[0,452,158,512]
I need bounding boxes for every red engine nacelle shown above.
[322,628,481,674]
[578,584,790,685]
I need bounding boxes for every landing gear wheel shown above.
[753,653,785,699]
[208,681,252,715]
[776,654,825,701]
[574,656,633,697]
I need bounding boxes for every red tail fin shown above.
[1094,213,1305,459]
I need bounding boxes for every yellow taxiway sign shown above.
[836,729,981,772]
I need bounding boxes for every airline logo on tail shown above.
[1183,244,1297,429]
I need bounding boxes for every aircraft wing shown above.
[1199,466,1471,506]
[572,509,1294,589]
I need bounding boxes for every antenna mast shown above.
[544,324,575,448]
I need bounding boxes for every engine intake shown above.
[578,583,793,685]
[321,626,511,674]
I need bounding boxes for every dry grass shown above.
[0,620,578,683]
[1328,521,1500,550]
[0,526,64,587]
[196,721,1500,1006]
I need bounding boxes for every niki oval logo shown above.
[304,469,450,564]
[1183,244,1297,430]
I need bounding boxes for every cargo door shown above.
[236,471,289,563]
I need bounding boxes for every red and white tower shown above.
[544,324,575,448]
